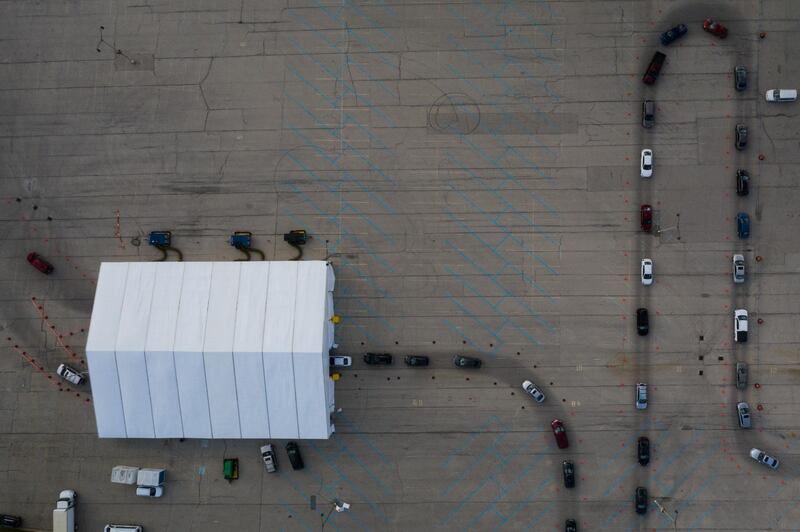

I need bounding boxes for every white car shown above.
[135,485,164,497]
[640,259,653,285]
[329,356,352,367]
[640,149,653,177]
[734,309,748,342]
[765,89,797,102]
[750,448,779,469]
[56,363,85,385]
[260,443,277,473]
[105,526,143,532]
[636,383,648,410]
[732,254,745,283]
[521,380,546,403]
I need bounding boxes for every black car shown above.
[453,355,482,368]
[404,355,429,367]
[660,23,688,45]
[642,100,655,128]
[636,308,649,336]
[562,460,575,488]
[642,52,666,85]
[565,518,577,532]
[364,353,392,365]
[0,514,21,528]
[734,66,747,91]
[735,124,748,150]
[635,486,648,514]
[637,436,650,466]
[736,169,749,196]
[286,441,305,470]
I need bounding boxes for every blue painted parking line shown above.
[442,319,496,357]
[649,430,700,481]
[308,442,389,524]
[445,213,556,302]
[439,415,510,468]
[523,502,556,530]
[447,185,560,276]
[335,411,393,467]
[495,475,554,530]
[655,445,716,494]
[445,293,506,346]
[602,462,639,498]
[444,154,558,245]
[276,498,316,532]
[440,429,512,497]
[330,436,392,496]
[337,258,391,298]
[686,500,721,531]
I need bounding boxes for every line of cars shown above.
[638,19,786,500]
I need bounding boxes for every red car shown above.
[551,419,569,449]
[702,19,728,38]
[640,204,653,232]
[27,252,54,274]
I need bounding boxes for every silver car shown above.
[735,362,748,390]
[260,444,277,473]
[521,380,546,403]
[732,254,745,283]
[737,402,751,429]
[750,448,779,469]
[635,383,648,410]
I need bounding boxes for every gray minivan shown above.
[642,100,655,128]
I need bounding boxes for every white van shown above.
[105,526,143,532]
[765,89,797,102]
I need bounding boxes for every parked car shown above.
[736,170,749,196]
[135,485,163,497]
[260,443,277,472]
[660,23,688,45]
[734,309,748,342]
[565,519,577,532]
[642,52,666,85]
[551,419,569,449]
[27,252,54,274]
[640,204,653,232]
[735,124,748,150]
[562,460,575,488]
[364,353,392,365]
[702,18,728,38]
[636,308,649,336]
[750,448,779,469]
[453,355,482,368]
[640,259,653,286]
[404,355,429,367]
[765,89,797,102]
[736,362,748,389]
[104,526,142,532]
[56,363,85,385]
[642,100,655,128]
[737,402,752,429]
[286,441,305,470]
[734,66,747,91]
[736,212,750,239]
[637,436,650,466]
[0,514,21,528]
[329,356,352,367]
[732,254,745,283]
[636,383,648,410]
[522,380,546,403]
[635,486,648,514]
[640,149,653,177]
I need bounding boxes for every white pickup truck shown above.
[53,490,76,532]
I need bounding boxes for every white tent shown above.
[85,261,336,439]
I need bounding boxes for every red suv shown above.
[551,419,569,449]
[27,252,54,274]
[703,19,728,38]
[640,205,653,232]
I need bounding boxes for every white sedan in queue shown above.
[521,380,546,403]
[640,149,653,177]
[641,259,653,285]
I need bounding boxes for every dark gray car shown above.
[735,124,748,150]
[736,362,748,390]
[737,402,752,428]
[642,100,655,128]
[734,66,747,91]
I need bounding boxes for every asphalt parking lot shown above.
[1,0,799,530]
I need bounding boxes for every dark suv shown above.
[734,66,747,91]
[364,353,393,365]
[562,460,575,488]
[636,308,649,336]
[453,355,482,368]
[736,170,749,196]
[642,100,655,128]
[735,124,748,150]
[404,355,429,367]
[660,23,688,45]
[642,52,666,85]
[635,486,648,514]
[637,436,650,466]
[285,441,305,470]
